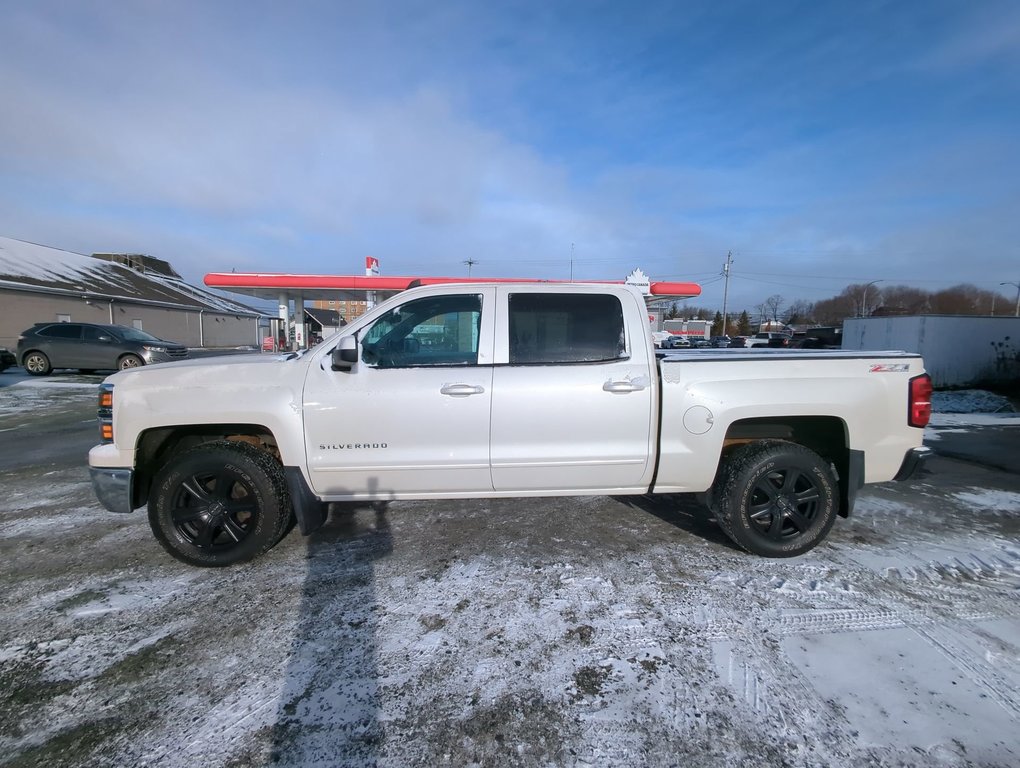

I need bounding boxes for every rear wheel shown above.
[148,441,294,567]
[23,351,51,376]
[711,440,838,558]
[118,354,144,370]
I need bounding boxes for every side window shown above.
[509,293,626,364]
[361,294,482,368]
[39,324,82,339]
[83,327,114,342]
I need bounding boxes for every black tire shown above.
[23,351,51,376]
[118,354,144,370]
[711,440,838,558]
[148,441,294,567]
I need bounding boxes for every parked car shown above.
[728,336,748,348]
[662,335,691,349]
[650,331,672,349]
[746,332,792,348]
[800,326,843,349]
[16,322,188,375]
[0,346,16,372]
[708,336,731,348]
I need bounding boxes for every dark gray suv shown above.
[16,322,188,375]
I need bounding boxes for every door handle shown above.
[440,383,486,397]
[603,378,647,393]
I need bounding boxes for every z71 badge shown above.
[869,364,910,373]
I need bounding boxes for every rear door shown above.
[489,288,656,493]
[36,323,85,368]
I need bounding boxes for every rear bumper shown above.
[90,467,135,513]
[893,446,933,482]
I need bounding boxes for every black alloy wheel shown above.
[711,440,837,558]
[148,441,294,567]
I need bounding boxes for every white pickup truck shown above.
[88,282,933,567]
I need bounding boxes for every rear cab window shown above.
[507,292,627,364]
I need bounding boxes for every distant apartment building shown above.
[310,297,370,322]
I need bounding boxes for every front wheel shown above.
[23,351,52,375]
[148,441,294,567]
[118,354,144,370]
[711,440,838,558]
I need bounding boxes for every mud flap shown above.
[841,449,865,518]
[284,466,329,535]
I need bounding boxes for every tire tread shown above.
[711,439,837,558]
[148,440,293,567]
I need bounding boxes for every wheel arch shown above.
[721,416,856,518]
[20,348,47,364]
[131,424,283,510]
[117,352,145,367]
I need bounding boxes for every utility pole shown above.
[464,258,477,277]
[570,242,575,281]
[720,251,732,335]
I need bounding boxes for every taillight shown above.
[908,373,932,428]
[98,383,114,443]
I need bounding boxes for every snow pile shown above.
[932,389,1015,414]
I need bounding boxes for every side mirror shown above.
[331,336,359,370]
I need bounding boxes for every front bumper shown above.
[90,467,136,513]
[893,446,933,482]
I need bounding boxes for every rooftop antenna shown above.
[464,258,477,277]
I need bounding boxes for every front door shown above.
[302,288,496,498]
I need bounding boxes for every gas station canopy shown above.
[203,267,701,350]
[202,271,702,303]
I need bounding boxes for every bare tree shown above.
[763,294,785,325]
[878,285,929,315]
[784,299,814,325]
[930,284,1004,315]
[812,288,858,325]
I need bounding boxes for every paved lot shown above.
[1,375,1018,767]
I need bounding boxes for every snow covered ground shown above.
[0,381,1018,767]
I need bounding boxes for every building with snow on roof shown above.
[0,236,266,350]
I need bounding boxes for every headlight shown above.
[98,383,114,443]
[142,345,166,352]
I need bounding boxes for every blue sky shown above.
[1,0,1018,312]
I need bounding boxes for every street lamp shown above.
[861,280,883,317]
[1002,281,1020,317]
